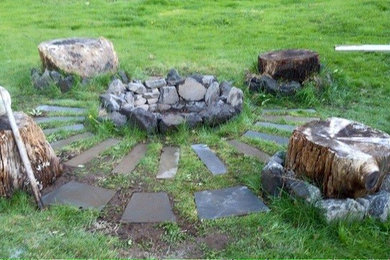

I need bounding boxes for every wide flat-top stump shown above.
[258,49,320,82]
[285,117,390,198]
[0,112,62,197]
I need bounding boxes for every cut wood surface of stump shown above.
[285,117,390,198]
[258,49,320,82]
[0,112,62,197]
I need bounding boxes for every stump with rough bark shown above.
[285,117,390,198]
[258,49,320,82]
[0,112,62,197]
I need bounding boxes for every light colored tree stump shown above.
[0,112,62,197]
[258,49,320,82]
[285,117,390,198]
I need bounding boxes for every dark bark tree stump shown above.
[258,49,320,82]
[0,112,62,197]
[285,117,390,198]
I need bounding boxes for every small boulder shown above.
[143,88,160,99]
[124,92,134,106]
[316,199,367,222]
[166,69,185,86]
[202,75,216,87]
[58,75,74,93]
[147,98,158,104]
[108,111,127,127]
[227,87,243,109]
[107,79,125,95]
[144,78,166,89]
[127,82,146,94]
[205,82,220,106]
[366,191,390,222]
[159,113,185,133]
[178,77,207,101]
[219,81,232,101]
[186,101,206,113]
[134,95,147,106]
[287,180,321,203]
[260,75,279,95]
[279,81,302,96]
[201,102,236,126]
[100,93,120,112]
[159,86,179,105]
[380,174,390,192]
[261,160,285,196]
[118,70,129,84]
[120,107,157,134]
[183,113,203,128]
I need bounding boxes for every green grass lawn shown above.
[0,0,389,258]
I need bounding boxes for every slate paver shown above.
[191,144,227,175]
[243,130,289,146]
[157,146,180,179]
[43,124,85,135]
[112,143,147,174]
[36,105,86,114]
[121,192,176,223]
[227,140,270,163]
[195,186,269,220]
[262,115,320,124]
[42,181,116,212]
[262,108,316,114]
[34,116,85,124]
[255,121,296,133]
[64,138,120,167]
[50,132,94,151]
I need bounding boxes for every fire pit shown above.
[99,69,243,133]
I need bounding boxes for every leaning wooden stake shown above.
[0,87,44,209]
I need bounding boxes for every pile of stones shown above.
[99,69,244,133]
[31,68,74,93]
[262,152,390,222]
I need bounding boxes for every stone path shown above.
[34,116,85,124]
[227,140,270,163]
[195,186,269,219]
[255,122,296,133]
[112,143,148,174]
[157,146,180,179]
[64,138,120,167]
[121,192,176,223]
[191,144,227,175]
[50,132,93,151]
[262,115,320,124]
[36,105,87,114]
[43,124,85,135]
[244,130,289,146]
[42,181,116,212]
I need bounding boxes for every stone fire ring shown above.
[99,69,244,134]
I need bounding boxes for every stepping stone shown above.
[227,140,270,163]
[64,138,120,167]
[243,130,289,146]
[36,105,86,114]
[112,143,147,174]
[43,124,85,135]
[191,144,227,175]
[195,186,269,220]
[34,116,85,124]
[50,132,94,151]
[121,192,176,223]
[262,115,320,124]
[157,146,180,179]
[255,122,296,133]
[42,181,116,212]
[262,108,316,114]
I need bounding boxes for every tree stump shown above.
[285,117,390,198]
[258,49,320,82]
[0,112,62,197]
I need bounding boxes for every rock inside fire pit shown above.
[99,69,243,134]
[285,117,390,198]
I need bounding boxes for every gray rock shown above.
[171,100,186,111]
[261,160,285,196]
[183,113,203,128]
[147,98,158,104]
[166,68,185,86]
[118,70,129,84]
[189,74,203,84]
[380,174,390,192]
[248,76,262,92]
[156,104,170,111]
[279,81,302,96]
[143,88,160,99]
[127,82,146,94]
[100,93,120,112]
[186,101,206,113]
[120,107,157,134]
[107,79,125,95]
[287,180,321,203]
[219,81,232,101]
[145,78,166,89]
[159,86,179,105]
[58,75,74,93]
[108,111,127,127]
[32,69,52,89]
[205,82,220,106]
[260,75,279,95]
[178,77,207,101]
[134,95,147,106]
[202,75,216,87]
[124,92,134,106]
[159,113,185,133]
[149,104,157,112]
[191,144,227,175]
[201,102,236,126]
[227,87,243,109]
[269,151,286,166]
[49,70,62,83]
[316,199,367,222]
[138,104,149,111]
[366,191,390,222]
[38,37,119,78]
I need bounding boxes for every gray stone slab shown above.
[112,143,147,174]
[50,132,94,151]
[255,121,296,133]
[36,105,86,114]
[191,144,227,175]
[42,181,116,211]
[34,116,85,124]
[121,192,176,223]
[262,108,316,114]
[157,146,180,179]
[195,186,269,220]
[262,115,320,124]
[64,138,120,167]
[243,130,289,146]
[43,124,85,135]
[227,140,270,163]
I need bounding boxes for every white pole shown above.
[0,87,44,209]
[335,45,390,52]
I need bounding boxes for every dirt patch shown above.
[201,231,230,251]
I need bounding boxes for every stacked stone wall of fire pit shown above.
[99,69,243,133]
